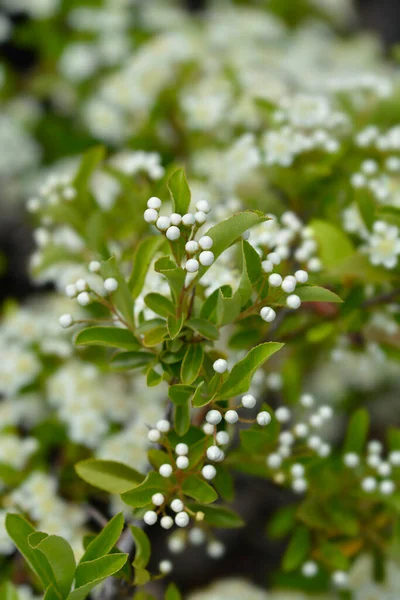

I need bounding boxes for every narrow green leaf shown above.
[167,314,184,339]
[174,403,191,436]
[165,583,182,600]
[75,459,144,494]
[216,342,284,400]
[186,504,244,528]
[154,257,186,301]
[80,513,124,564]
[213,467,234,501]
[74,554,128,589]
[355,190,375,230]
[168,168,191,215]
[134,567,151,586]
[242,239,262,284]
[181,344,204,385]
[122,472,170,507]
[295,286,342,303]
[144,293,175,317]
[100,256,135,328]
[74,146,105,193]
[34,535,76,598]
[186,318,219,340]
[129,236,165,298]
[168,384,194,405]
[282,526,311,571]
[110,351,154,371]
[5,514,56,591]
[191,381,208,408]
[75,327,140,351]
[344,409,370,454]
[143,325,168,347]
[130,525,151,569]
[182,475,218,503]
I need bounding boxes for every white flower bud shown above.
[160,516,174,530]
[361,476,377,492]
[182,213,195,226]
[202,465,217,480]
[144,208,158,223]
[65,284,77,298]
[156,216,170,231]
[75,278,87,292]
[148,429,161,443]
[291,464,305,478]
[269,273,282,287]
[207,541,225,558]
[175,443,189,456]
[188,527,206,545]
[309,414,322,428]
[378,462,392,477]
[389,450,400,465]
[156,419,170,433]
[185,258,199,273]
[302,561,318,577]
[77,292,91,306]
[279,432,294,446]
[170,213,182,225]
[196,200,210,213]
[185,240,199,254]
[59,314,74,329]
[152,493,165,506]
[380,479,395,495]
[104,277,118,292]
[206,445,223,461]
[261,260,273,273]
[260,307,276,322]
[224,410,238,424]
[294,423,309,438]
[275,407,291,423]
[286,294,301,309]
[195,211,207,224]
[281,276,297,293]
[166,226,181,241]
[199,235,213,250]
[213,359,228,373]
[332,571,348,588]
[199,251,214,266]
[175,512,189,528]
[171,499,184,513]
[300,393,314,407]
[143,511,158,525]
[343,453,359,468]
[206,410,222,425]
[292,478,308,493]
[159,560,173,574]
[216,431,229,445]
[267,252,281,265]
[267,453,282,469]
[242,394,256,409]
[295,270,308,283]
[88,260,101,273]
[203,423,214,435]
[147,196,162,210]
[168,535,185,554]
[319,405,333,420]
[176,456,189,470]
[257,411,271,426]
[159,464,173,478]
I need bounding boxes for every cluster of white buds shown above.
[352,439,398,496]
[27,173,77,213]
[61,269,120,319]
[266,394,334,492]
[259,262,307,321]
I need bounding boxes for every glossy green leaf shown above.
[75,327,140,351]
[33,535,75,598]
[181,344,204,385]
[174,402,191,436]
[100,256,135,328]
[213,466,234,501]
[186,504,244,528]
[122,472,169,507]
[75,459,144,494]
[143,325,168,347]
[186,318,219,340]
[168,168,191,215]
[0,582,20,600]
[154,257,186,300]
[80,513,124,564]
[74,554,128,589]
[167,314,184,339]
[182,474,218,503]
[168,384,194,405]
[144,293,175,317]
[294,286,342,303]
[191,381,208,408]
[344,408,369,454]
[282,526,311,571]
[216,342,284,400]
[5,514,56,590]
[110,351,154,371]
[129,236,165,298]
[130,525,151,569]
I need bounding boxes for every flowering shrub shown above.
[1,1,400,599]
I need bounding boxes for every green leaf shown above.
[165,583,182,600]
[355,190,375,230]
[0,582,19,600]
[154,257,186,301]
[311,220,354,267]
[110,351,154,371]
[295,286,342,304]
[344,409,369,454]
[168,168,191,215]
[267,505,297,540]
[242,239,262,284]
[186,504,244,528]
[130,526,151,569]
[122,472,169,507]
[167,314,184,339]
[33,535,76,598]
[174,402,191,436]
[186,318,219,340]
[213,466,234,501]
[43,585,61,600]
[129,236,165,298]
[191,381,208,408]
[133,567,151,586]
[318,541,349,570]
[75,459,144,494]
[196,211,267,282]
[144,293,175,317]
[5,514,56,590]
[182,474,218,503]
[282,526,311,571]
[74,146,105,193]
[168,384,194,405]
[75,327,140,351]
[143,325,168,347]
[100,257,135,328]
[80,513,124,564]
[216,342,284,400]
[74,554,128,589]
[181,344,204,385]
[329,253,391,284]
